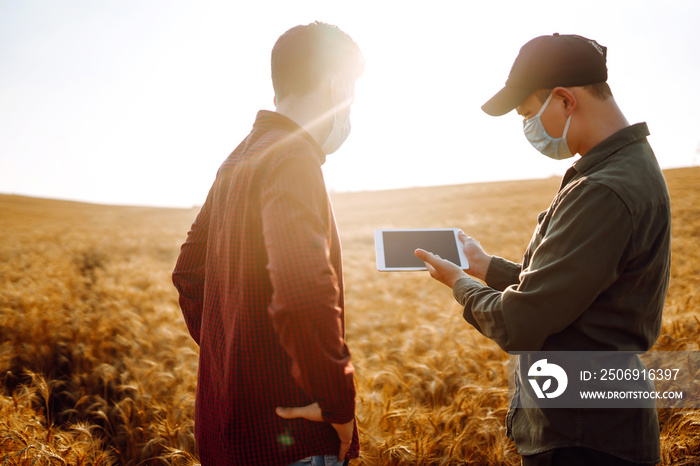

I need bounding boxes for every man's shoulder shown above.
[220,122,320,174]
[582,141,669,213]
[250,110,324,163]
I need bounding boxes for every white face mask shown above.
[321,77,352,155]
[523,92,573,160]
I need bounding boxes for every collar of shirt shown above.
[559,122,650,191]
[254,110,327,165]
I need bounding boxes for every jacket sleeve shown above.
[261,152,355,424]
[453,182,632,352]
[172,188,213,345]
[484,256,522,291]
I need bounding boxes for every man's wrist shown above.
[449,270,470,288]
[469,254,493,281]
[321,401,356,424]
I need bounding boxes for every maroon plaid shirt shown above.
[172,111,358,465]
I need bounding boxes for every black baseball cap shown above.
[481,33,608,116]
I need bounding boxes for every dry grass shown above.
[0,166,698,465]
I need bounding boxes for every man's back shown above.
[173,111,358,464]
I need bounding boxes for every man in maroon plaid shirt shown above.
[172,22,364,465]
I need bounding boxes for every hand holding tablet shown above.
[374,229,470,272]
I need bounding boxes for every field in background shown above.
[1,167,698,465]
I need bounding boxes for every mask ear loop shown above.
[329,76,340,126]
[561,112,572,139]
[535,92,555,118]
[330,75,354,114]
[535,91,572,139]
[321,76,340,154]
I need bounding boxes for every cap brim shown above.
[481,86,535,116]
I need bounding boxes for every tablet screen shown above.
[375,229,467,271]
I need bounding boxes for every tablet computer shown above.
[374,228,470,272]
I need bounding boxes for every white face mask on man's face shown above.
[321,77,352,155]
[522,92,573,160]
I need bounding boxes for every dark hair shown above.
[582,82,613,100]
[535,82,613,103]
[271,22,364,99]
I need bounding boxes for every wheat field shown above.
[1,167,698,465]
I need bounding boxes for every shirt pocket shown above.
[535,209,552,237]
[523,210,551,268]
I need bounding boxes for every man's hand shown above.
[415,231,492,287]
[457,231,492,281]
[414,249,469,288]
[276,403,354,460]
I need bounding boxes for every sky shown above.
[1,0,699,208]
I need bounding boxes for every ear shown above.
[552,87,577,116]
